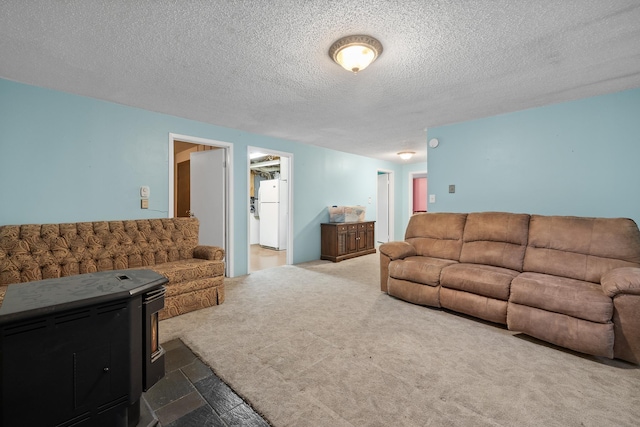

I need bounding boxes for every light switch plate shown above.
[449,185,455,193]
[429,194,436,203]
[141,199,149,209]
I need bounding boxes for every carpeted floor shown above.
[160,253,640,427]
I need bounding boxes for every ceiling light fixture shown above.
[398,151,415,160]
[329,35,383,74]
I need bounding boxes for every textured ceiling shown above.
[1,1,640,164]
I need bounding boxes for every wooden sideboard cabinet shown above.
[321,221,376,262]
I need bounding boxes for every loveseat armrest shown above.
[601,267,640,298]
[379,241,416,260]
[194,245,225,261]
[379,242,416,293]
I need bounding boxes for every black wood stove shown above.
[0,270,168,427]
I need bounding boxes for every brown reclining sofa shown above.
[0,217,225,320]
[379,212,640,364]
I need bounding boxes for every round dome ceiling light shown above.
[329,35,383,74]
[398,151,415,161]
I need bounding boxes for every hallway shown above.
[249,244,286,273]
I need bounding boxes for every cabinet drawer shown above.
[348,224,357,230]
[356,222,374,229]
[337,225,348,232]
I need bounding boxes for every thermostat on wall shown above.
[140,186,150,198]
[429,138,439,148]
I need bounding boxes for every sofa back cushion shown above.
[524,215,640,283]
[0,218,200,285]
[460,212,530,271]
[405,213,467,260]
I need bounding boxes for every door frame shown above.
[168,133,235,277]
[376,169,395,244]
[247,146,294,269]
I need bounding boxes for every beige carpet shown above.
[160,253,640,427]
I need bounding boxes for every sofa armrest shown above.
[194,245,225,261]
[601,267,640,297]
[379,241,416,260]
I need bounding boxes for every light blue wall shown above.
[0,79,403,275]
[427,88,640,225]
[291,146,401,262]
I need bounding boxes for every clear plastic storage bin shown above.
[328,205,366,222]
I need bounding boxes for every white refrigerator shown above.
[258,179,288,250]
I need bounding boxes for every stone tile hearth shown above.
[141,339,269,427]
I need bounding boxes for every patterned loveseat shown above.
[0,217,224,320]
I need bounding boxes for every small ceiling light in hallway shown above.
[398,151,415,160]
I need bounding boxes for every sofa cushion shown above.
[510,272,612,324]
[140,258,225,287]
[389,256,457,287]
[161,276,223,298]
[507,302,614,358]
[405,213,467,260]
[524,215,640,283]
[387,277,441,307]
[459,212,530,271]
[440,263,519,301]
[440,288,508,325]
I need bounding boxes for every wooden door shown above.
[357,224,367,251]
[347,225,358,253]
[366,222,375,249]
[337,227,348,256]
[176,160,191,217]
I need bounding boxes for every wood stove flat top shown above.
[0,269,167,325]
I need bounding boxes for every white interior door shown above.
[190,149,225,249]
[377,173,390,244]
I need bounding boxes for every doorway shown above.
[168,133,234,277]
[174,142,215,218]
[248,147,293,272]
[376,170,395,245]
[409,171,428,215]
